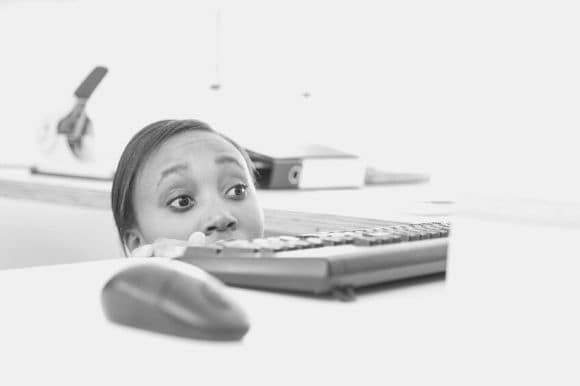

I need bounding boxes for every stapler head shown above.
[56,66,108,160]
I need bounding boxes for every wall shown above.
[1,0,579,200]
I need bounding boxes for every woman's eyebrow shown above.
[215,154,243,169]
[157,163,190,187]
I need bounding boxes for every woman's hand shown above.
[130,232,207,258]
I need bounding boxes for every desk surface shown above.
[1,227,578,386]
[0,258,448,385]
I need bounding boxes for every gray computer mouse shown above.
[101,260,250,341]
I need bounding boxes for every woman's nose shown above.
[202,211,238,235]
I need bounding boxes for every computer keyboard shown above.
[176,222,450,298]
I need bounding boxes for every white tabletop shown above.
[1,212,579,385]
[0,257,446,386]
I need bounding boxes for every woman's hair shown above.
[111,119,255,250]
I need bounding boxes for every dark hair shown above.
[111,119,255,251]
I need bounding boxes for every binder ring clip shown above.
[288,165,302,185]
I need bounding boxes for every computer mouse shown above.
[101,260,250,341]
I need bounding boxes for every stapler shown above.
[32,66,114,181]
[57,66,108,161]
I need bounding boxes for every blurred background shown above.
[1,0,579,201]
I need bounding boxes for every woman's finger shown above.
[188,231,207,246]
[152,241,186,258]
[131,244,155,258]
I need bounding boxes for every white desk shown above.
[1,213,578,385]
[0,259,446,385]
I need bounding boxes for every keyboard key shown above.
[353,236,380,246]
[254,239,287,252]
[386,234,403,243]
[397,231,422,241]
[276,239,310,250]
[316,236,341,246]
[359,231,387,243]
[267,238,302,251]
[332,232,356,244]
[406,226,434,239]
[278,236,301,243]
[303,237,325,248]
[414,226,441,238]
[374,232,402,244]
[392,233,410,242]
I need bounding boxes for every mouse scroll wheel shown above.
[200,283,232,310]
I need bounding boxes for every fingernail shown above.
[155,244,186,258]
[166,246,187,258]
[131,244,154,258]
[188,231,207,245]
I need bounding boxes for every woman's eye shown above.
[168,195,195,211]
[225,184,248,200]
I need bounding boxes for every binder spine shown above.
[255,159,303,189]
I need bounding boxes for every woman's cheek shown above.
[143,212,198,242]
[246,202,265,238]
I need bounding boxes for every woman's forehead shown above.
[138,131,247,180]
[164,130,237,152]
[155,131,242,161]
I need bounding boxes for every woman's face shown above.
[129,130,264,249]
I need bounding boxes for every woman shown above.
[111,119,264,257]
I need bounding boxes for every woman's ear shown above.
[122,228,145,255]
